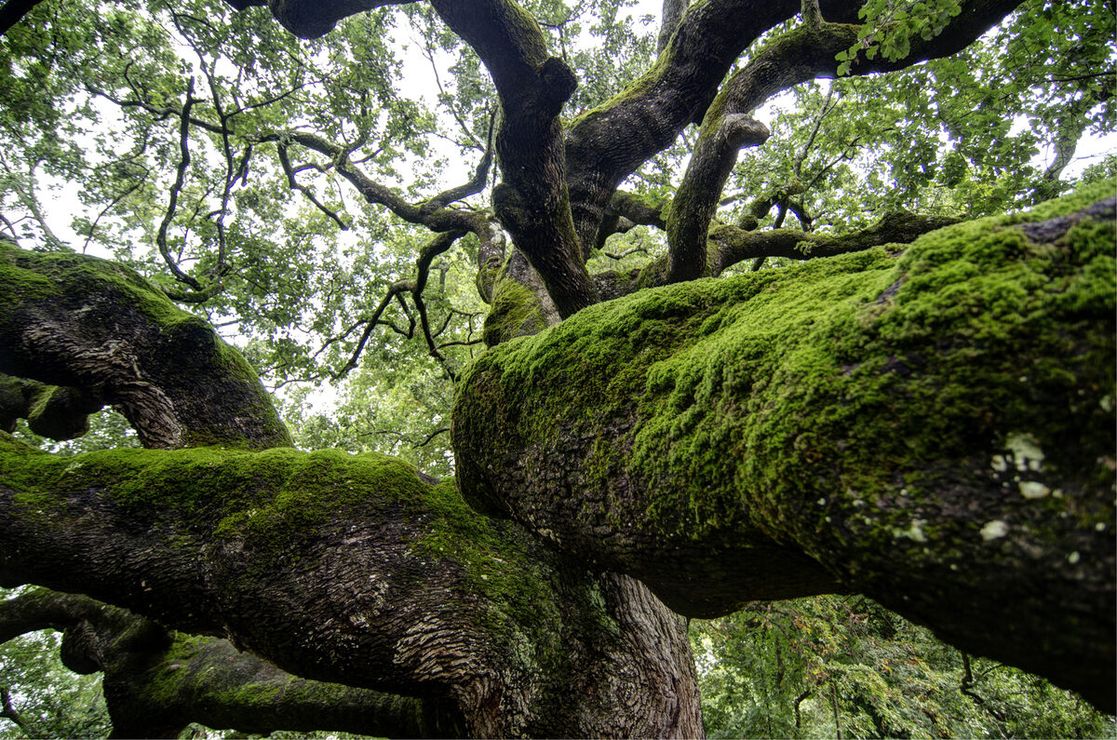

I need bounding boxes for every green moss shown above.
[482,271,547,347]
[413,479,566,672]
[0,243,197,330]
[0,437,438,542]
[0,243,59,306]
[456,184,1116,574]
[565,49,672,130]
[0,243,289,449]
[1,431,569,660]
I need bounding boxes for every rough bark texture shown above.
[454,187,1117,711]
[2,0,1110,732]
[0,436,702,736]
[0,243,290,450]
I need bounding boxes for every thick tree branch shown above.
[665,0,1025,287]
[455,194,1117,712]
[429,0,597,317]
[665,114,769,282]
[710,210,959,273]
[0,244,290,449]
[0,588,456,738]
[567,0,1025,266]
[563,0,860,250]
[0,435,702,735]
[0,0,43,36]
[252,0,597,316]
[0,374,101,440]
[656,0,690,53]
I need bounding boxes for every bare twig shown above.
[276,142,349,230]
[156,77,204,290]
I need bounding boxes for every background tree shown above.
[0,0,1114,735]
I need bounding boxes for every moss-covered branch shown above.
[454,187,1117,711]
[0,436,701,735]
[1,588,456,738]
[0,244,290,449]
[710,210,961,273]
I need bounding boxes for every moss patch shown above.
[482,271,548,347]
[0,242,196,330]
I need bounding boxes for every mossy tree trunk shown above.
[0,0,1112,729]
[1,190,1112,737]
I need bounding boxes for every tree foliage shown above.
[694,597,1116,739]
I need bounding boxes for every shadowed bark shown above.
[0,243,290,450]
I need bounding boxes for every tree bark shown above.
[0,243,290,450]
[1,588,456,738]
[0,439,702,735]
[0,243,703,736]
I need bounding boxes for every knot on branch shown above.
[721,114,770,150]
[537,56,578,117]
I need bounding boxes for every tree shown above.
[0,0,1114,734]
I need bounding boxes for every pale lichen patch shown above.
[1018,481,1051,500]
[894,518,927,543]
[990,454,1008,472]
[1004,432,1046,472]
[980,520,1009,541]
